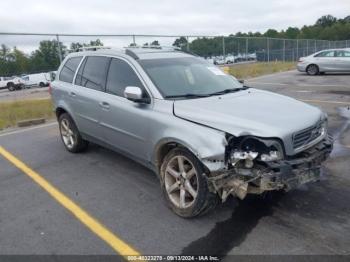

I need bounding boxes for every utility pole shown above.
[296,39,299,61]
[283,39,286,62]
[186,36,190,52]
[222,36,225,58]
[245,38,248,61]
[267,38,270,62]
[56,34,63,63]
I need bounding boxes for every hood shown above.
[173,88,322,139]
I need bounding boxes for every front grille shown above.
[293,121,324,149]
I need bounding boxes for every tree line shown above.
[0,39,103,77]
[0,14,349,76]
[173,15,350,57]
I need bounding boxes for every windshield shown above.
[138,57,243,98]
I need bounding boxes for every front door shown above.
[99,57,152,161]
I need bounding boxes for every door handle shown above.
[99,101,110,109]
[69,91,76,97]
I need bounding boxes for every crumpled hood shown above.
[173,88,323,139]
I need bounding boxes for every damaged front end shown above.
[207,135,333,202]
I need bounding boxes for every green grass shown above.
[0,99,55,130]
[227,61,296,80]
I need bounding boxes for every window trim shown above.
[73,55,87,85]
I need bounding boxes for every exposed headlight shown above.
[228,136,284,167]
[260,151,282,162]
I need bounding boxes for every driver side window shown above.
[315,51,335,57]
[106,58,146,97]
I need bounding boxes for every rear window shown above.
[59,56,83,83]
[75,56,110,91]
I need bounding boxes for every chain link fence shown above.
[0,33,349,75]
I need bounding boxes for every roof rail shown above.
[127,45,181,51]
[77,46,112,51]
[125,45,182,59]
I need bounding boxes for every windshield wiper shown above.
[164,93,210,99]
[206,86,249,96]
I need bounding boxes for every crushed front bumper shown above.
[208,135,333,200]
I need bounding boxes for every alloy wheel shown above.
[60,118,76,149]
[164,155,199,209]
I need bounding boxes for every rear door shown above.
[71,55,111,141]
[99,57,152,161]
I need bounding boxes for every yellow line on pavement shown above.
[0,146,141,259]
[301,99,350,105]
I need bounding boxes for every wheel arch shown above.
[153,138,211,175]
[55,102,77,124]
[306,63,319,72]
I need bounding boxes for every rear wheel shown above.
[306,64,319,75]
[58,113,88,153]
[160,148,218,218]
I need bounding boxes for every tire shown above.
[160,148,218,218]
[306,64,319,75]
[58,113,88,153]
[39,82,45,88]
[7,83,15,91]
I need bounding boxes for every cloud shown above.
[0,0,348,52]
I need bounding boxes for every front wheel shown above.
[160,148,218,218]
[58,113,88,153]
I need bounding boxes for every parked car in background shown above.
[22,72,51,88]
[297,48,350,75]
[0,76,24,91]
[213,57,225,65]
[51,47,333,217]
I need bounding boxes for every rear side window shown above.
[59,56,82,83]
[336,50,350,57]
[106,58,144,97]
[75,56,110,91]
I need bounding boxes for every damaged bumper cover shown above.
[208,135,333,201]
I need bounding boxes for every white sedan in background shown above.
[297,48,350,75]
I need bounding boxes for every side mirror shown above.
[124,86,150,104]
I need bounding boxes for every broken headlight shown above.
[228,136,284,167]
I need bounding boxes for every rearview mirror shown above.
[124,86,150,104]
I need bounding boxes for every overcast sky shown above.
[0,0,349,52]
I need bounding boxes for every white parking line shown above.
[247,81,350,88]
[301,99,350,105]
[0,122,57,138]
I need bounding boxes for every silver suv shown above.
[51,47,333,217]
